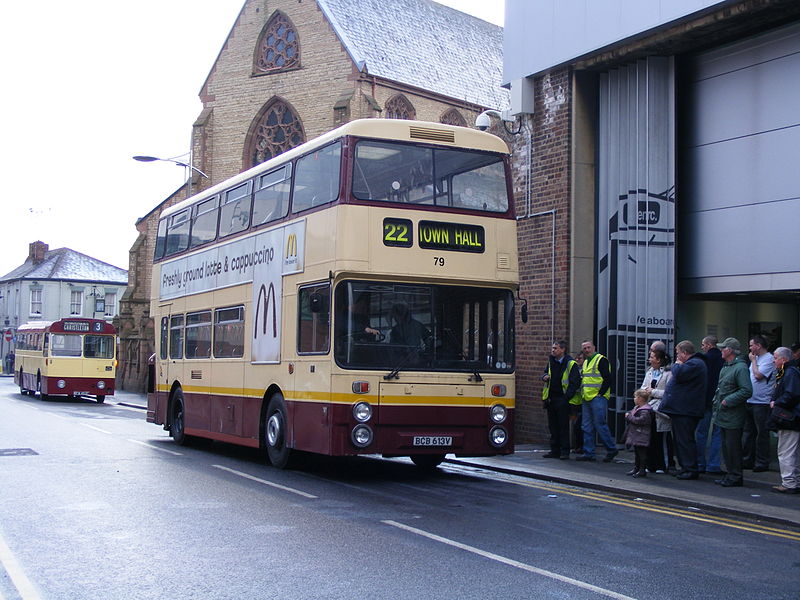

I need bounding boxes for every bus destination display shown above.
[383,218,485,253]
[63,321,90,332]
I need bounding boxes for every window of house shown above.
[291,142,341,213]
[248,99,305,167]
[255,12,300,73]
[185,311,212,359]
[298,283,330,354]
[385,94,416,120]
[30,289,42,315]
[103,292,117,317]
[214,306,244,358]
[70,291,83,315]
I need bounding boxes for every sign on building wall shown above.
[597,57,675,428]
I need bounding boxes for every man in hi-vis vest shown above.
[576,339,619,462]
[541,340,582,459]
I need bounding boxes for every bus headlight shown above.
[97,381,106,390]
[57,380,66,389]
[353,401,372,422]
[489,403,507,423]
[489,426,508,448]
[351,424,373,448]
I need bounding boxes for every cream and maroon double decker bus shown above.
[15,318,117,403]
[147,118,522,469]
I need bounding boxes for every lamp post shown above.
[133,154,209,197]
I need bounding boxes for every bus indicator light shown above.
[491,384,506,397]
[352,381,370,394]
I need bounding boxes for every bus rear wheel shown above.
[411,454,446,471]
[171,388,190,446]
[265,393,295,469]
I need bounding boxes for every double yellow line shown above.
[460,468,800,541]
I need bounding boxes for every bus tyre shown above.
[19,371,28,395]
[96,395,105,404]
[171,388,190,446]
[37,378,49,401]
[411,454,446,471]
[265,394,294,469]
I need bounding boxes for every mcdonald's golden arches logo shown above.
[286,233,298,258]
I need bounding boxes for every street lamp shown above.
[133,154,209,197]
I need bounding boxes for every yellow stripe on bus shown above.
[155,384,514,408]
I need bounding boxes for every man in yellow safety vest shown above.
[541,340,582,459]
[575,339,619,462]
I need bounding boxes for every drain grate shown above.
[0,448,39,456]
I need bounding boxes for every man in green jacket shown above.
[712,337,753,487]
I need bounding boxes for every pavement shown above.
[104,386,800,529]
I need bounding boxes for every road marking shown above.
[80,423,112,435]
[0,532,42,600]
[126,439,183,456]
[212,465,318,499]
[383,520,637,600]
[445,466,800,541]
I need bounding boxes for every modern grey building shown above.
[503,0,800,441]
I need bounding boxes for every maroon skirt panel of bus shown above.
[41,376,115,397]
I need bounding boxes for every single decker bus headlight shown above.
[489,426,508,448]
[57,379,66,389]
[353,401,372,422]
[489,403,507,424]
[97,381,106,390]
[351,424,373,448]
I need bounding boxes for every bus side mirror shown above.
[519,297,528,324]
[309,292,327,313]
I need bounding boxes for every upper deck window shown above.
[253,165,291,227]
[352,141,508,213]
[292,142,341,213]
[219,182,252,238]
[190,196,219,248]
[165,210,190,256]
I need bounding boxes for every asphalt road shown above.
[1,379,798,600]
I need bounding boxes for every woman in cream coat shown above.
[641,348,673,472]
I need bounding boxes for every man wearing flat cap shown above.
[712,337,753,487]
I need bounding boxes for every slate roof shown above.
[0,248,128,285]
[318,0,508,109]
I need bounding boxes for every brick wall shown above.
[512,67,573,443]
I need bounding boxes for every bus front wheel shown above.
[96,395,105,404]
[19,371,28,395]
[265,394,294,469]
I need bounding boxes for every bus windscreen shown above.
[334,281,514,374]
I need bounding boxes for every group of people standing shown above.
[541,336,800,494]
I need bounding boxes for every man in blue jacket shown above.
[660,340,707,479]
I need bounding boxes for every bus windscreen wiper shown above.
[384,344,423,380]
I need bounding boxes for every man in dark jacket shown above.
[712,337,753,487]
[541,340,582,459]
[696,336,724,473]
[660,340,707,479]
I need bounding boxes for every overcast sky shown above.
[0,1,504,278]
